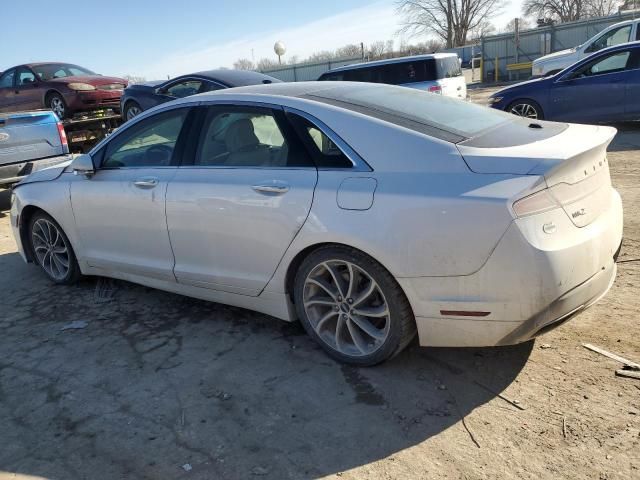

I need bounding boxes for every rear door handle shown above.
[252,182,289,194]
[133,177,159,189]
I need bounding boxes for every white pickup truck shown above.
[0,110,70,186]
[532,19,640,77]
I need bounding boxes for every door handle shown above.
[252,182,289,194]
[133,177,159,189]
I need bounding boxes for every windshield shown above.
[32,63,96,81]
[307,83,511,140]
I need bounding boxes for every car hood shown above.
[49,75,128,86]
[14,159,72,187]
[126,80,164,91]
[493,76,550,97]
[534,48,575,64]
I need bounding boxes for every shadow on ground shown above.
[0,188,10,217]
[608,122,640,152]
[0,253,533,480]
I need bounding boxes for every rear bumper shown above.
[399,188,623,347]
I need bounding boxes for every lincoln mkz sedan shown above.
[10,82,623,365]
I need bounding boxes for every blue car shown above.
[120,70,280,121]
[489,42,640,123]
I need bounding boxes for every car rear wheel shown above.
[507,99,544,120]
[29,212,81,285]
[124,101,143,121]
[46,93,67,119]
[293,246,416,366]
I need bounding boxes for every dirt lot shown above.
[1,90,639,480]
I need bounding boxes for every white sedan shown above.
[10,82,623,366]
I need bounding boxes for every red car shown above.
[0,63,127,119]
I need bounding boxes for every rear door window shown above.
[0,69,15,88]
[194,106,312,168]
[379,61,435,84]
[437,58,462,79]
[287,113,353,168]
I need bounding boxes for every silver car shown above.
[10,82,623,365]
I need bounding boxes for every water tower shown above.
[274,41,286,65]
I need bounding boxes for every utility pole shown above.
[360,42,365,60]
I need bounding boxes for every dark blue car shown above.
[489,42,640,123]
[120,70,281,121]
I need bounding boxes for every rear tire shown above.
[506,99,544,120]
[293,245,416,366]
[29,211,81,285]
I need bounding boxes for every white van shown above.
[318,53,467,99]
[532,19,640,77]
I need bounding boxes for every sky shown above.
[4,0,523,80]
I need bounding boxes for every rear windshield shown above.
[319,57,461,84]
[306,83,512,141]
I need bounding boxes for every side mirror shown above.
[72,154,95,177]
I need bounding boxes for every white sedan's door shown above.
[166,105,317,296]
[71,108,190,281]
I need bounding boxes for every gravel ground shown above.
[0,92,639,479]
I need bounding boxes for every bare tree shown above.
[524,0,621,23]
[122,74,146,85]
[523,0,585,22]
[468,20,496,42]
[306,50,335,62]
[335,43,363,59]
[502,17,533,33]
[368,40,394,59]
[585,0,622,16]
[233,58,255,71]
[397,0,504,48]
[257,58,280,71]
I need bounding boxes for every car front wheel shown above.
[293,246,416,366]
[507,99,544,120]
[46,93,67,119]
[124,101,143,121]
[29,211,81,284]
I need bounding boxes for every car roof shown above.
[323,53,458,74]
[174,69,281,87]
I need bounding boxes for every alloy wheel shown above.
[31,218,70,281]
[50,97,65,119]
[510,102,538,119]
[126,104,142,121]
[302,260,391,357]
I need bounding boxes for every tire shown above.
[506,99,544,120]
[29,211,81,285]
[46,92,67,119]
[124,101,143,121]
[293,245,416,366]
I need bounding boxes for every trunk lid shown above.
[458,123,617,227]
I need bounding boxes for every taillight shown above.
[512,189,558,217]
[56,122,68,147]
[428,85,442,94]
